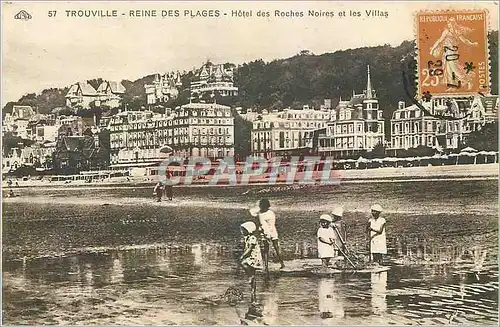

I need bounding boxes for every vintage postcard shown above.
[1,1,498,326]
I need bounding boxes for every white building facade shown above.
[107,103,235,164]
[251,108,331,158]
[145,73,181,105]
[390,95,498,152]
[190,62,238,99]
[317,66,385,157]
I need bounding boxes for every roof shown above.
[79,82,97,96]
[12,105,35,119]
[180,103,230,110]
[96,80,125,94]
[348,95,365,106]
[67,82,97,96]
[109,81,126,94]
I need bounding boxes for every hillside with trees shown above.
[3,32,498,121]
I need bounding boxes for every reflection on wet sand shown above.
[318,278,345,319]
[110,251,124,284]
[192,244,203,266]
[262,291,279,325]
[371,271,387,315]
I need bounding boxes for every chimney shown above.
[398,101,405,109]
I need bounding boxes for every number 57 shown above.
[48,10,57,17]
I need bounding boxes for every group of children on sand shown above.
[238,199,387,302]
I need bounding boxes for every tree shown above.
[366,142,386,159]
[232,109,252,160]
[463,122,498,151]
[2,102,16,119]
[410,145,435,157]
[2,132,22,156]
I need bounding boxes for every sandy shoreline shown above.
[2,163,498,190]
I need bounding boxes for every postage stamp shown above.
[416,9,491,97]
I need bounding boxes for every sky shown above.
[2,1,499,107]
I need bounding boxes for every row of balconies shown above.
[108,118,233,131]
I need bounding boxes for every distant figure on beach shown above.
[153,182,164,202]
[367,204,387,265]
[7,180,12,187]
[317,214,336,267]
[164,181,173,201]
[251,198,285,273]
[164,170,173,200]
[239,221,263,303]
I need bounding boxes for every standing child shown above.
[239,221,263,303]
[317,214,337,267]
[367,204,387,265]
[255,199,285,272]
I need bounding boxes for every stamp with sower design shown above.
[416,9,490,97]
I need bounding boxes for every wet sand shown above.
[2,179,498,325]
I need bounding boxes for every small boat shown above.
[267,258,390,277]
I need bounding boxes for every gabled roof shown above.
[108,81,125,94]
[67,82,97,96]
[97,81,125,94]
[79,82,97,96]
[12,105,35,119]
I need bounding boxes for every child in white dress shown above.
[317,214,337,267]
[367,204,387,264]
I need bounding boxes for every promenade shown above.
[2,163,498,190]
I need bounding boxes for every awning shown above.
[460,146,478,152]
[108,161,162,168]
[159,145,173,154]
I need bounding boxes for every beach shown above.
[2,178,498,325]
[3,163,498,190]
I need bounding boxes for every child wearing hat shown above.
[240,221,263,303]
[317,214,337,267]
[367,204,387,264]
[250,199,285,272]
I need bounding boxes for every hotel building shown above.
[317,66,386,157]
[66,81,125,109]
[190,62,238,99]
[106,102,234,165]
[390,95,499,152]
[145,73,182,106]
[251,107,332,158]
